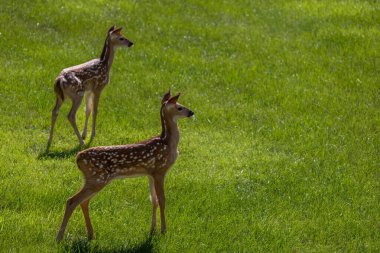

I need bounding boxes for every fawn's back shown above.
[76,138,176,184]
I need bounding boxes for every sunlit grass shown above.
[0,0,379,252]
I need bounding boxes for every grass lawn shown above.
[0,0,379,252]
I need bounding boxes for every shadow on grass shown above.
[38,141,92,160]
[63,234,154,253]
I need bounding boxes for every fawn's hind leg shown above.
[67,96,84,145]
[56,187,93,241]
[80,198,94,240]
[48,97,63,147]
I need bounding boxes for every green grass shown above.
[0,0,379,252]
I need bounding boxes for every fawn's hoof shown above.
[56,234,64,242]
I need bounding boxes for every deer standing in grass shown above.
[56,90,194,241]
[48,25,133,147]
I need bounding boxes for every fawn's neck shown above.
[100,36,115,71]
[160,109,179,149]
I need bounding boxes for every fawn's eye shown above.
[177,107,183,111]
[119,38,124,41]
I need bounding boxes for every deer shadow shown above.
[62,234,154,253]
[38,141,92,160]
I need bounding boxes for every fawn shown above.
[56,90,194,241]
[48,25,133,147]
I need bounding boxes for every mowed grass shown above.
[0,0,379,252]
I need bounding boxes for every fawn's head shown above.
[108,25,134,48]
[161,90,194,121]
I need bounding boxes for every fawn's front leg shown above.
[149,177,158,233]
[91,92,101,140]
[82,92,93,140]
[153,175,166,234]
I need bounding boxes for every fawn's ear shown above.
[168,93,180,104]
[108,25,116,33]
[162,89,171,104]
[112,27,123,35]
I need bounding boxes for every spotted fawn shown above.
[56,90,194,241]
[48,25,133,147]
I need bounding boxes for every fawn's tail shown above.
[54,78,64,101]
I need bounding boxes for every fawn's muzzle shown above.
[188,110,194,117]
[128,41,134,47]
